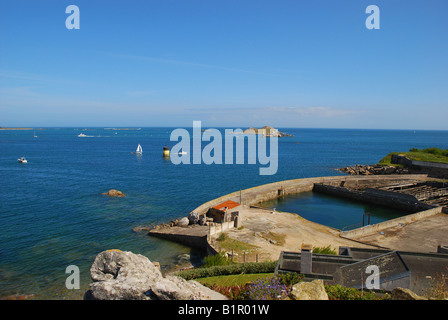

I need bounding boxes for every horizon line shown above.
[1,126,448,132]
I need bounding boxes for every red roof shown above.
[212,200,240,211]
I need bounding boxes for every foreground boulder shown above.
[290,280,329,300]
[84,250,227,300]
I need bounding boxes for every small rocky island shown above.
[242,126,293,137]
[102,189,126,197]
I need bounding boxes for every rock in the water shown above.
[84,250,227,300]
[132,226,150,232]
[391,287,427,300]
[290,280,329,300]
[177,217,190,227]
[102,189,125,197]
[177,254,191,263]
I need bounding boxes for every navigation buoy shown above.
[163,146,170,158]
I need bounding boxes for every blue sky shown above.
[0,0,447,129]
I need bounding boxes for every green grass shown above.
[215,232,259,252]
[196,273,275,287]
[379,147,448,166]
[175,261,278,280]
[325,284,390,300]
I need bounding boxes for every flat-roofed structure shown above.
[275,246,448,294]
[207,200,241,223]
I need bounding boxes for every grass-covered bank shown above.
[379,147,448,166]
[176,265,390,300]
[174,258,390,300]
[175,248,448,300]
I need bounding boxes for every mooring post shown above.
[363,212,371,226]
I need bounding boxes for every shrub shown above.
[201,252,232,268]
[209,284,249,300]
[217,232,228,242]
[313,245,337,255]
[176,261,278,280]
[243,277,289,300]
[424,271,448,300]
[277,272,304,286]
[325,284,390,300]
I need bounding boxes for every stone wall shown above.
[190,174,429,216]
[312,183,434,212]
[391,154,448,179]
[340,206,444,239]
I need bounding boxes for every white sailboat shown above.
[135,144,143,155]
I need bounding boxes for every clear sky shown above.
[0,0,447,129]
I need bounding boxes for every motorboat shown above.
[18,157,27,164]
[78,133,87,137]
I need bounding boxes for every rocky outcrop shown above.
[84,250,227,300]
[150,212,211,232]
[340,164,409,176]
[290,280,329,300]
[242,126,293,137]
[102,189,125,197]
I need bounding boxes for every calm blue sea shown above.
[0,127,447,299]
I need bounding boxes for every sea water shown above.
[0,127,447,299]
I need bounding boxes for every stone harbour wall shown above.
[190,174,429,216]
[340,206,444,239]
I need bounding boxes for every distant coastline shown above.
[0,127,32,130]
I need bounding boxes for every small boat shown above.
[78,133,87,137]
[178,151,187,155]
[18,157,27,164]
[135,144,143,155]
